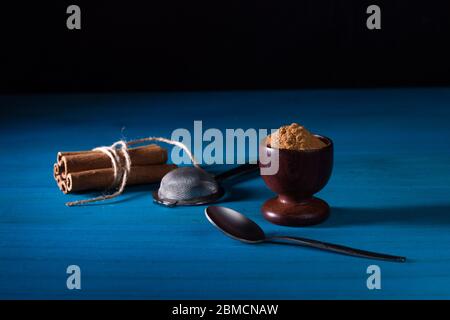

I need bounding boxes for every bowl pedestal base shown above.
[261,196,330,227]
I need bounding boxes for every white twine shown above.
[66,137,201,207]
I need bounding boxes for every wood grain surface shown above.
[1,88,450,299]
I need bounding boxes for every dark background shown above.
[1,0,450,93]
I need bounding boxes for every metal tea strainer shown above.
[153,164,257,207]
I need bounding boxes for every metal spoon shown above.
[205,206,406,262]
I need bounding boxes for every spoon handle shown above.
[269,236,406,262]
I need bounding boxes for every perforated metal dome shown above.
[157,167,220,201]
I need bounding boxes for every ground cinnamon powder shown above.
[266,123,326,150]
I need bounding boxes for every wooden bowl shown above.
[259,135,333,226]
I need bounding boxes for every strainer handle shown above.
[214,163,258,182]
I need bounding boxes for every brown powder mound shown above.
[266,123,326,150]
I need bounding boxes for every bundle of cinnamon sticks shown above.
[53,144,176,193]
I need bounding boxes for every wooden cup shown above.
[259,135,333,226]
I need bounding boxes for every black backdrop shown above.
[1,0,450,93]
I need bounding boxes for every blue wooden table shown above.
[1,88,450,299]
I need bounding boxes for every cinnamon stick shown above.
[57,144,163,162]
[53,163,60,180]
[65,164,177,193]
[55,175,67,193]
[58,144,167,178]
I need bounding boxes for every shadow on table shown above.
[322,204,450,227]
[70,184,157,206]
[222,186,267,203]
[220,171,265,203]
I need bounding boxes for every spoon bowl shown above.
[205,206,265,243]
